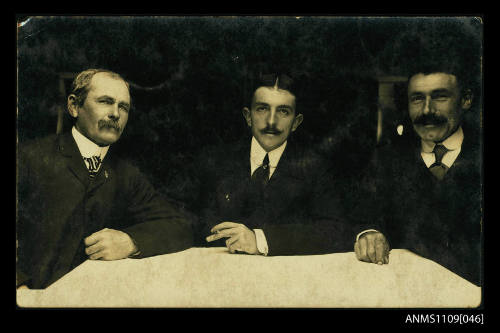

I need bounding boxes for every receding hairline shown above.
[69,69,131,110]
[88,71,129,87]
[88,72,130,93]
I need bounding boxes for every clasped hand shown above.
[206,222,259,255]
[84,228,138,260]
[354,231,390,265]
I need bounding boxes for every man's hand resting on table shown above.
[84,228,138,260]
[354,231,390,265]
[206,222,259,255]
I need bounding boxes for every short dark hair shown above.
[406,59,472,97]
[70,68,129,106]
[247,72,300,113]
[254,73,295,93]
[399,23,481,98]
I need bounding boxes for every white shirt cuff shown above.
[253,229,269,256]
[356,229,379,242]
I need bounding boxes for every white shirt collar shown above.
[250,136,287,178]
[71,126,110,159]
[420,126,464,168]
[421,126,464,153]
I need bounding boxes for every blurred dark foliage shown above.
[17,16,482,202]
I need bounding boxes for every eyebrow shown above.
[254,102,269,107]
[409,88,452,96]
[97,95,131,108]
[254,102,293,109]
[97,95,115,100]
[119,101,131,110]
[430,89,452,95]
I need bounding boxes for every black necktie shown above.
[429,144,449,180]
[83,155,102,178]
[252,153,270,189]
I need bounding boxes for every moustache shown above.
[98,120,121,131]
[260,126,282,135]
[413,114,447,126]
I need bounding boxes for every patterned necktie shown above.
[429,144,449,180]
[83,155,102,178]
[251,153,270,189]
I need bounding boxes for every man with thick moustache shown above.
[191,73,353,256]
[17,69,193,289]
[355,61,482,286]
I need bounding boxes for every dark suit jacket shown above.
[17,133,193,289]
[359,126,482,286]
[189,138,355,256]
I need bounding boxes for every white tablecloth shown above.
[17,247,481,308]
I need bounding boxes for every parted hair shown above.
[246,72,301,114]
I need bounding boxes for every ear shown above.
[291,113,304,132]
[461,89,473,110]
[67,94,79,118]
[242,107,252,127]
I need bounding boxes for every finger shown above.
[375,235,385,265]
[84,233,102,246]
[85,242,104,256]
[358,236,369,262]
[206,228,238,242]
[228,242,238,254]
[228,241,243,254]
[354,241,361,260]
[225,235,240,248]
[91,228,110,236]
[366,236,377,263]
[211,222,241,233]
[89,250,104,260]
[205,234,223,242]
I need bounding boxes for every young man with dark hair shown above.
[192,73,354,256]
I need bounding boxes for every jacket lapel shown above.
[267,141,300,187]
[88,149,114,193]
[58,132,90,187]
[445,126,481,181]
[413,125,481,183]
[58,132,115,191]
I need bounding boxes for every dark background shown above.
[16,16,482,201]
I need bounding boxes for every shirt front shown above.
[249,136,288,256]
[71,126,141,256]
[420,126,464,168]
[250,136,287,179]
[72,126,110,173]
